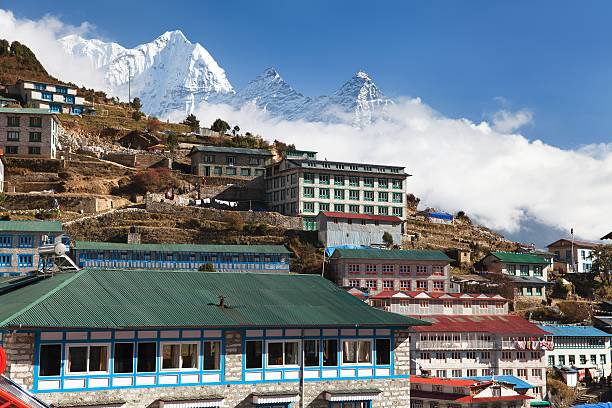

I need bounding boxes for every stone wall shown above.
[2,332,35,389]
[3,193,130,213]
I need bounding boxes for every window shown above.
[365,264,377,274]
[503,369,513,375]
[0,255,11,266]
[432,281,444,291]
[0,236,12,248]
[319,188,330,198]
[517,368,527,378]
[18,235,33,248]
[532,369,542,378]
[507,264,516,275]
[137,342,156,372]
[28,146,41,155]
[491,387,501,397]
[531,352,540,360]
[162,343,198,370]
[450,352,461,360]
[29,117,42,127]
[304,173,314,183]
[213,166,222,175]
[364,191,374,201]
[399,265,410,274]
[225,167,236,175]
[240,168,251,176]
[7,116,19,127]
[466,352,476,359]
[382,264,394,274]
[203,341,221,370]
[376,339,391,365]
[334,175,345,185]
[303,187,314,197]
[444,300,453,308]
[420,352,430,360]
[39,344,61,376]
[548,356,555,366]
[114,343,134,373]
[319,174,330,184]
[349,190,360,200]
[378,178,388,188]
[17,254,33,267]
[416,280,427,290]
[365,280,377,289]
[67,345,109,373]
[35,84,46,91]
[7,131,19,141]
[399,280,410,289]
[580,355,587,364]
[348,279,360,287]
[246,341,263,369]
[334,204,345,212]
[255,169,265,176]
[601,354,607,365]
[349,204,359,213]
[526,287,533,296]
[323,339,338,366]
[481,351,491,360]
[303,202,315,213]
[5,146,18,154]
[304,339,320,366]
[520,265,529,276]
[348,264,360,273]
[364,177,374,187]
[378,192,388,202]
[56,86,68,94]
[29,132,42,142]
[466,369,477,376]
[349,176,359,186]
[363,205,374,214]
[517,351,525,360]
[378,206,389,215]
[420,300,429,308]
[502,351,512,359]
[534,265,543,276]
[334,189,345,200]
[342,340,372,364]
[535,287,542,296]
[451,369,462,377]
[268,341,299,366]
[416,265,428,275]
[558,355,566,365]
[383,280,394,289]
[436,370,446,377]
[392,179,403,189]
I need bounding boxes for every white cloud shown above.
[491,109,533,133]
[181,99,612,241]
[0,9,107,90]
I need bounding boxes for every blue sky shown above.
[5,0,612,149]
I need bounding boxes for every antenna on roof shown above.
[218,295,227,308]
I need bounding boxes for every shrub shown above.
[198,263,216,272]
[557,300,590,323]
[225,212,244,232]
[126,167,179,195]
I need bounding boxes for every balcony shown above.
[416,340,495,350]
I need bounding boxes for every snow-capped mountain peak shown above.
[354,70,371,80]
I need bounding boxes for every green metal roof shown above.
[73,241,290,254]
[0,220,63,232]
[332,248,451,261]
[0,107,55,115]
[0,269,428,329]
[488,252,548,264]
[188,145,273,156]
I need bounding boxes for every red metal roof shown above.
[319,211,402,223]
[370,290,507,301]
[455,395,533,403]
[411,315,550,335]
[410,376,478,387]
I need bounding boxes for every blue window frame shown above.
[18,254,33,268]
[0,254,11,266]
[64,95,75,104]
[0,235,12,248]
[34,83,47,91]
[56,86,68,94]
[72,106,82,115]
[18,235,34,248]
[50,104,61,113]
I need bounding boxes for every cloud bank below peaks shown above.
[177,98,612,243]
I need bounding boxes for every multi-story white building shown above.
[8,80,85,115]
[265,150,409,230]
[547,239,598,274]
[539,325,611,380]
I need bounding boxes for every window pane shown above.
[323,339,338,366]
[162,344,181,369]
[304,340,319,367]
[203,341,221,370]
[358,341,372,363]
[137,342,156,372]
[268,342,284,366]
[343,340,357,364]
[39,344,61,376]
[181,344,198,369]
[114,343,134,373]
[67,346,87,373]
[246,341,263,369]
[376,339,391,365]
[285,341,299,365]
[89,345,108,372]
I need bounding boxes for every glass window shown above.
[203,341,221,370]
[334,175,345,185]
[378,207,389,215]
[67,345,108,373]
[319,174,330,184]
[342,340,372,364]
[137,342,156,372]
[378,192,388,202]
[7,116,19,127]
[114,343,134,374]
[226,167,237,176]
[334,189,345,200]
[39,344,61,376]
[162,343,198,370]
[304,339,319,367]
[349,190,360,200]
[319,188,330,198]
[364,191,374,201]
[334,204,345,212]
[392,179,403,189]
[304,173,314,183]
[267,341,299,366]
[29,117,42,127]
[246,340,263,369]
[28,146,41,155]
[240,168,251,176]
[378,178,388,188]
[303,187,314,197]
[349,176,359,186]
[7,131,19,141]
[376,339,391,365]
[323,339,338,366]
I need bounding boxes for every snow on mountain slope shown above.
[59,31,390,126]
[60,30,234,117]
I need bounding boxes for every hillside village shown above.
[0,39,612,408]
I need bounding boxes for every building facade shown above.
[71,241,291,273]
[409,315,552,401]
[0,220,64,277]
[188,146,272,178]
[368,291,509,316]
[329,248,453,294]
[265,151,409,230]
[410,376,536,408]
[546,239,598,274]
[316,212,402,248]
[539,325,611,380]
[8,80,85,115]
[0,269,424,408]
[479,252,550,299]
[0,108,60,159]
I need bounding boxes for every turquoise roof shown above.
[0,107,55,115]
[538,325,611,337]
[0,220,63,232]
[461,375,535,390]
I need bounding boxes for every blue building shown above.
[71,241,291,273]
[0,269,424,408]
[0,220,64,277]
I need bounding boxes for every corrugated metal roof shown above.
[188,145,272,156]
[412,315,549,335]
[488,252,548,264]
[460,375,535,390]
[73,241,290,254]
[0,108,55,115]
[318,211,402,223]
[0,220,62,233]
[0,269,428,329]
[538,325,611,337]
[332,248,451,261]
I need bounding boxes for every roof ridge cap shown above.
[0,270,87,327]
